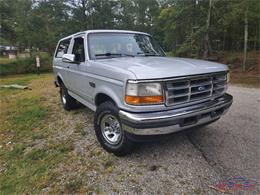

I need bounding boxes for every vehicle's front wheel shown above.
[60,83,78,111]
[94,101,134,156]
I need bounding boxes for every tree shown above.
[115,0,135,30]
[133,0,160,33]
[243,4,248,71]
[222,0,260,70]
[0,0,259,60]
[203,0,213,59]
[0,0,23,45]
[156,7,176,51]
[29,0,71,53]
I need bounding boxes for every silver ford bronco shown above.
[53,30,233,156]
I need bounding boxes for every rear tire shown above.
[60,83,78,111]
[94,101,134,156]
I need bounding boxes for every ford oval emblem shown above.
[198,86,206,91]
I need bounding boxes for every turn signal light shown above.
[125,95,164,105]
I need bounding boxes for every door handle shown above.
[67,66,70,69]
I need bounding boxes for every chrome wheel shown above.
[100,114,122,145]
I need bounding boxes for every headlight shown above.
[125,81,164,105]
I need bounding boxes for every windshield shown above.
[88,33,165,59]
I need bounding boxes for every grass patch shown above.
[74,122,86,136]
[4,97,48,141]
[0,131,73,194]
[0,73,43,85]
[0,74,42,104]
[0,73,74,194]
[48,139,74,153]
[25,148,49,161]
[11,98,47,127]
[65,176,83,194]
[0,57,17,65]
[5,143,27,160]
[0,146,66,194]
[0,87,21,97]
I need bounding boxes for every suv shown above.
[53,30,233,156]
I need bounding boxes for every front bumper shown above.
[119,93,233,135]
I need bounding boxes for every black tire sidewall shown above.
[60,83,69,110]
[95,109,125,150]
[94,101,133,155]
[60,83,77,110]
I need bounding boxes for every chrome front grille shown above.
[166,72,227,106]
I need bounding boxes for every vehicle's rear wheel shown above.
[94,101,134,156]
[60,83,78,110]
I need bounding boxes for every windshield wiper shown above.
[95,53,135,57]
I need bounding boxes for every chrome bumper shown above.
[119,93,233,135]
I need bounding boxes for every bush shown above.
[0,52,52,75]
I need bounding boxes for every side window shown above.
[72,37,85,62]
[55,39,71,58]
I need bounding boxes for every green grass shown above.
[0,73,45,85]
[0,74,73,194]
[65,176,83,194]
[0,57,17,65]
[0,94,50,194]
[0,146,66,194]
[2,75,39,85]
[9,98,48,140]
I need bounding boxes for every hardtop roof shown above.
[59,29,150,41]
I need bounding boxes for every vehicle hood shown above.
[98,57,228,80]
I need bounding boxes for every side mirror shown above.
[62,54,79,64]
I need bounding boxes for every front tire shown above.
[60,83,78,111]
[94,101,134,156]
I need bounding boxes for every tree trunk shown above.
[223,30,226,51]
[253,26,257,50]
[81,0,88,30]
[243,7,248,71]
[203,0,213,59]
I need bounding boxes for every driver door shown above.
[67,35,93,103]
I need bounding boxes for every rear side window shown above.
[55,39,71,58]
